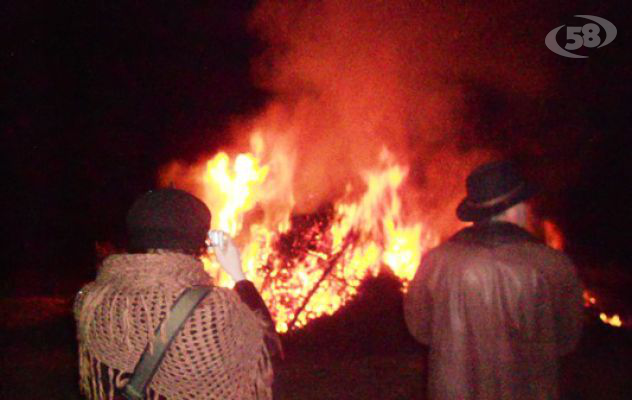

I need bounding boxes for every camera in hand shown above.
[207,230,225,249]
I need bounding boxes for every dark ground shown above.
[1,273,630,400]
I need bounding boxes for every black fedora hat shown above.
[456,160,535,222]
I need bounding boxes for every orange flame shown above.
[583,290,597,307]
[185,132,437,332]
[547,232,624,329]
[542,219,564,251]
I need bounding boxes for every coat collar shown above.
[451,221,540,247]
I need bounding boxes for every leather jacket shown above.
[404,222,583,400]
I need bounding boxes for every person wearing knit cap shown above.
[74,188,282,400]
[404,160,583,400]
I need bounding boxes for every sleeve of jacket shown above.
[234,280,284,360]
[551,253,584,355]
[403,252,434,345]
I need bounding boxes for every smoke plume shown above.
[163,0,556,237]
[245,0,554,232]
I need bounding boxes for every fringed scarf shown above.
[75,253,273,400]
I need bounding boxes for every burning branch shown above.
[191,137,438,332]
[286,231,357,331]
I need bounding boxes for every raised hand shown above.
[212,232,246,282]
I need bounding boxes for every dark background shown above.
[2,1,630,297]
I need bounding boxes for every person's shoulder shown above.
[417,241,457,270]
[197,286,260,316]
[73,281,97,320]
[421,244,444,261]
[426,230,472,255]
[417,238,482,282]
[198,286,240,306]
[430,230,488,260]
[520,240,574,265]
[509,241,579,284]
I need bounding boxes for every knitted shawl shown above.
[75,253,273,400]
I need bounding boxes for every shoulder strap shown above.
[122,286,212,400]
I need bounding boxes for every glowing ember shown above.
[599,313,623,328]
[583,290,597,307]
[583,290,624,329]
[178,133,438,332]
[544,223,624,329]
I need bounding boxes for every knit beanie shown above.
[126,188,211,253]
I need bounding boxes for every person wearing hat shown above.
[74,188,282,400]
[404,160,583,400]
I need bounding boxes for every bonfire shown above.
[162,132,439,332]
[160,131,623,331]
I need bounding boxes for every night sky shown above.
[3,1,630,297]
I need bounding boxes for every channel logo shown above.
[545,15,617,58]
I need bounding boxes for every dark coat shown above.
[404,222,583,400]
